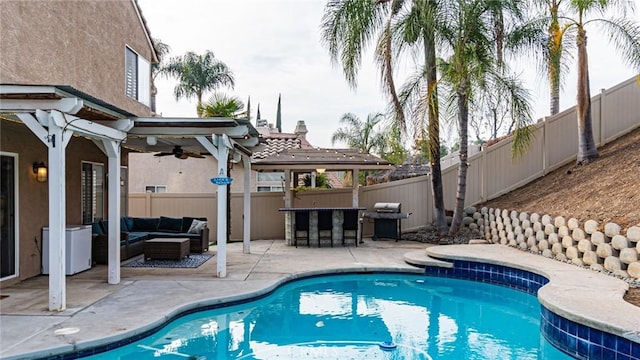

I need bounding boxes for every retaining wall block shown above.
[518,212,529,221]
[604,256,622,272]
[507,232,515,241]
[627,261,640,279]
[566,246,580,260]
[533,222,543,233]
[548,233,559,245]
[590,231,607,245]
[522,219,531,229]
[499,230,506,239]
[484,219,490,227]
[501,209,509,218]
[527,236,538,247]
[619,248,639,264]
[577,239,594,253]
[613,269,629,278]
[571,258,584,267]
[584,219,599,234]
[555,253,567,262]
[604,222,622,237]
[516,233,525,243]
[493,235,501,243]
[524,227,534,238]
[554,216,566,228]
[596,243,614,259]
[535,230,546,241]
[472,212,482,220]
[530,213,540,223]
[542,249,553,258]
[552,242,564,255]
[490,208,497,215]
[514,226,523,235]
[558,225,569,238]
[611,235,630,250]
[530,245,540,253]
[541,214,552,226]
[469,223,478,231]
[572,228,586,241]
[582,250,600,266]
[509,210,518,219]
[590,263,605,272]
[507,238,515,246]
[544,223,556,235]
[567,218,580,230]
[489,214,495,222]
[538,239,549,251]
[511,218,520,228]
[462,217,473,225]
[481,207,489,214]
[465,206,477,215]
[491,228,498,237]
[519,242,528,250]
[627,226,640,242]
[561,235,576,249]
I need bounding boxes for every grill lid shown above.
[373,202,401,213]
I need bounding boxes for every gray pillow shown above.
[188,219,207,234]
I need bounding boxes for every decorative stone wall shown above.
[473,207,640,280]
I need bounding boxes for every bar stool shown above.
[342,209,359,247]
[294,211,310,248]
[317,210,333,247]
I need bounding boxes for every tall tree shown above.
[322,0,450,234]
[150,38,170,114]
[563,0,640,164]
[276,93,282,132]
[331,112,387,185]
[437,0,534,235]
[198,93,245,118]
[163,50,235,116]
[257,103,261,120]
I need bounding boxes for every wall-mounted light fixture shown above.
[33,162,47,183]
[316,168,326,174]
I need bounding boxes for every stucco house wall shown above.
[0,0,155,286]
[0,0,154,117]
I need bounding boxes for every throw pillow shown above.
[188,219,207,234]
[157,216,183,232]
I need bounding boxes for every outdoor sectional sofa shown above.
[91,216,209,264]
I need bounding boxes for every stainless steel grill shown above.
[363,203,411,240]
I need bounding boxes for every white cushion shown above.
[188,219,207,234]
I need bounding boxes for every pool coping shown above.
[425,244,640,359]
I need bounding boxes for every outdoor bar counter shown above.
[279,207,366,247]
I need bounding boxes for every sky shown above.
[138,0,639,149]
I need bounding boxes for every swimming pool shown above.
[81,273,571,359]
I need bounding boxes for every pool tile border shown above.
[424,258,640,360]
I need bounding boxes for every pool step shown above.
[403,250,453,268]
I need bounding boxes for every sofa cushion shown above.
[133,217,159,232]
[99,220,108,234]
[181,217,207,233]
[120,218,129,232]
[157,216,183,233]
[124,217,135,232]
[127,232,148,243]
[188,219,208,234]
[148,232,200,240]
[91,222,104,235]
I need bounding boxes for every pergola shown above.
[0,85,262,311]
[252,147,393,208]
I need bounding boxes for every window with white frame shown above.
[125,46,150,106]
[82,162,104,224]
[145,185,167,193]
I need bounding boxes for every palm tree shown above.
[198,93,245,118]
[437,0,534,235]
[163,50,235,116]
[562,0,640,164]
[322,0,450,234]
[331,112,386,154]
[150,38,170,114]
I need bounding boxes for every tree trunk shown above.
[449,88,469,236]
[548,13,561,115]
[575,26,598,164]
[424,26,447,235]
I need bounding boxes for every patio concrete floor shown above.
[1,239,639,359]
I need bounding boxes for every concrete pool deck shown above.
[1,239,638,359]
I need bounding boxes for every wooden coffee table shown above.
[144,238,190,260]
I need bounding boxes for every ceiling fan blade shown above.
[154,152,173,157]
[176,153,189,160]
[186,152,205,159]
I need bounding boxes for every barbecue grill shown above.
[362,203,411,241]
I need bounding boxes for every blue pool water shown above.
[83,273,571,359]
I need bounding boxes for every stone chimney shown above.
[294,120,308,139]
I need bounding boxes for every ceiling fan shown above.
[154,145,205,159]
